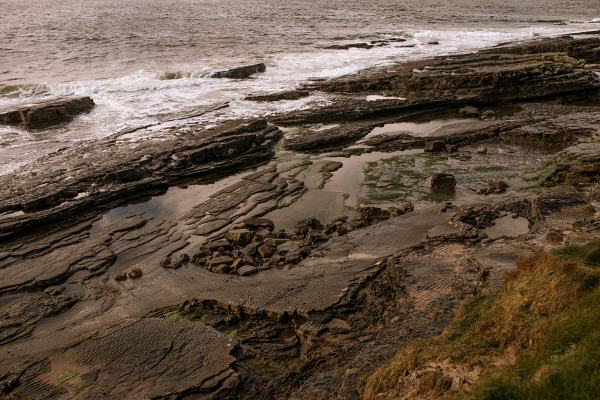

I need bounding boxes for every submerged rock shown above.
[0,96,95,129]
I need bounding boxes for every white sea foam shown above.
[0,22,599,174]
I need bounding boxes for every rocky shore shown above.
[1,32,600,399]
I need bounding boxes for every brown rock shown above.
[257,244,273,259]
[226,228,254,246]
[127,268,143,279]
[238,265,259,276]
[294,218,323,237]
[431,173,456,193]
[209,255,234,268]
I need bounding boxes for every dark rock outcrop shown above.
[245,90,310,102]
[209,63,266,79]
[0,118,282,239]
[0,96,95,129]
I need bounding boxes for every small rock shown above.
[254,228,271,240]
[424,140,445,153]
[169,253,190,269]
[305,230,328,245]
[475,146,488,155]
[301,246,311,257]
[243,244,257,257]
[431,173,456,193]
[44,286,64,296]
[265,237,287,248]
[127,268,143,279]
[226,228,254,246]
[115,273,127,282]
[336,224,349,236]
[209,255,234,268]
[270,254,284,265]
[212,264,232,274]
[357,206,394,224]
[207,239,232,252]
[388,202,414,217]
[294,218,323,237]
[459,106,480,117]
[238,265,259,276]
[231,258,245,270]
[286,250,302,264]
[242,254,256,266]
[257,244,274,259]
[476,181,509,195]
[243,217,275,231]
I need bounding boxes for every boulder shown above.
[209,63,266,79]
[225,228,254,246]
[431,173,456,193]
[475,146,488,155]
[0,96,95,129]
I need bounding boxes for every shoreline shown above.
[1,31,600,398]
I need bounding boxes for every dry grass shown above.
[363,244,600,400]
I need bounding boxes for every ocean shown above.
[0,0,599,174]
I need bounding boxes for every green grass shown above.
[552,239,600,267]
[364,240,600,400]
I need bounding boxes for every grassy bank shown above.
[363,240,600,400]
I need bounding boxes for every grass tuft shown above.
[363,240,600,400]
